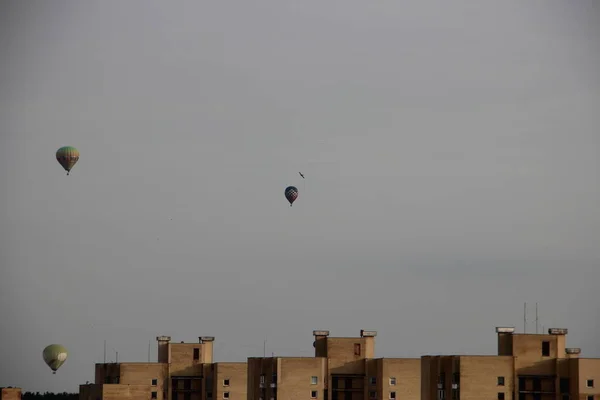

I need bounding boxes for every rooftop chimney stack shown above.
[156,336,171,364]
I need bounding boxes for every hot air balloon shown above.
[285,186,298,207]
[43,344,68,374]
[56,146,80,175]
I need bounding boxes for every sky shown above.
[0,0,599,392]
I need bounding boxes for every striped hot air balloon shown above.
[56,146,80,175]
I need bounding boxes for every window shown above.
[223,379,230,387]
[498,394,505,400]
[206,393,212,400]
[310,391,318,399]
[438,373,446,386]
[541,341,550,357]
[369,392,376,399]
[311,376,318,385]
[369,377,377,385]
[260,375,265,384]
[222,393,229,399]
[151,393,157,400]
[587,380,595,388]
[452,373,460,385]
[193,348,200,360]
[389,377,396,386]
[560,378,570,393]
[354,343,361,356]
[497,377,505,386]
[151,379,158,386]
[587,396,594,400]
[390,392,396,399]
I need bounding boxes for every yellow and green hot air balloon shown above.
[43,344,68,374]
[56,146,80,175]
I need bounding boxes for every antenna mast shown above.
[104,340,107,363]
[523,303,527,333]
[535,303,539,334]
[148,340,151,362]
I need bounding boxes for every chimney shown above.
[313,330,329,358]
[156,336,171,363]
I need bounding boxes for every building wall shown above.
[277,358,326,400]
[510,333,564,374]
[1,388,22,400]
[247,357,278,400]
[95,364,121,384]
[324,337,374,375]
[102,384,151,400]
[576,358,600,399]
[120,363,168,400]
[459,356,513,400]
[79,384,103,400]
[169,343,208,376]
[369,358,420,400]
[212,363,247,400]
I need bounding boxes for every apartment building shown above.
[79,336,247,400]
[247,330,421,400]
[421,327,600,400]
[0,388,22,400]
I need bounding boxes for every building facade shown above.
[79,336,247,400]
[0,388,22,400]
[421,327,600,400]
[247,330,421,400]
[76,325,600,400]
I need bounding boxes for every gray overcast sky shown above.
[1,0,599,392]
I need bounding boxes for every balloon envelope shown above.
[285,186,298,206]
[43,344,68,373]
[56,146,80,174]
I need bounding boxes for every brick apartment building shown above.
[0,388,22,400]
[76,326,600,400]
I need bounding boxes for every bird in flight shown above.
[299,172,305,179]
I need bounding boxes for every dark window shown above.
[369,392,376,399]
[497,377,505,386]
[354,343,361,356]
[452,373,460,384]
[311,391,318,399]
[542,341,550,356]
[223,393,230,399]
[152,379,158,386]
[587,380,594,388]
[498,394,505,400]
[439,373,446,386]
[193,348,200,360]
[223,379,230,386]
[390,392,396,399]
[587,396,594,400]
[451,389,459,400]
[560,378,570,393]
[518,394,525,400]
[533,378,541,392]
[151,392,157,399]
[518,377,526,391]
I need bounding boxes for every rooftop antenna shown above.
[104,340,107,363]
[263,339,266,358]
[535,303,539,334]
[524,302,527,333]
[148,340,151,362]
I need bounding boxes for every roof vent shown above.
[496,327,515,334]
[360,330,377,337]
[313,330,330,337]
[548,328,568,335]
[566,348,581,354]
